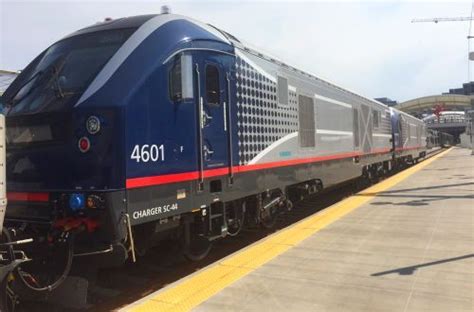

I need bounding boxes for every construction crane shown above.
[412,17,474,23]
[412,12,474,79]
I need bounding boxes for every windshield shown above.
[3,28,135,115]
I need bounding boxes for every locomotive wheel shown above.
[260,189,289,229]
[0,278,11,312]
[260,193,282,229]
[261,207,278,229]
[227,202,245,237]
[183,236,212,262]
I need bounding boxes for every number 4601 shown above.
[131,144,165,163]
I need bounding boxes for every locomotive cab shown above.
[2,27,136,251]
[0,14,238,300]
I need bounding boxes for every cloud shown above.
[0,0,471,102]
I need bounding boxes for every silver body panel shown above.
[235,48,393,170]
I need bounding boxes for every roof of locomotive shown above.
[71,13,416,120]
[75,14,232,106]
[66,15,157,38]
[206,21,394,113]
[63,13,231,45]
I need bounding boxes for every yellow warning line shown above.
[123,148,452,312]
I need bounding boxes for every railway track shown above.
[90,183,358,312]
[19,148,445,312]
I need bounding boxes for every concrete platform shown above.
[123,147,474,312]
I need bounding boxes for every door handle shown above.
[199,97,204,129]
[203,111,213,122]
[201,108,213,127]
[223,101,227,131]
[203,145,214,160]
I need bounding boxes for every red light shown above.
[78,137,90,153]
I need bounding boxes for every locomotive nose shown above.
[5,108,120,190]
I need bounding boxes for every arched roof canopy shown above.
[395,94,472,114]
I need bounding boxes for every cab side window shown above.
[205,65,220,105]
[169,58,182,101]
[169,54,193,102]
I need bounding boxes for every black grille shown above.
[6,112,72,149]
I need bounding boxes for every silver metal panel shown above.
[360,104,373,153]
[236,48,396,166]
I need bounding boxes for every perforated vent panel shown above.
[235,55,298,165]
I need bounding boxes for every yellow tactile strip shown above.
[123,148,452,312]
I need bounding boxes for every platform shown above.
[123,147,474,312]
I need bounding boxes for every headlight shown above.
[86,116,101,135]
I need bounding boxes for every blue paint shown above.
[4,17,237,191]
[390,109,402,149]
[69,193,85,211]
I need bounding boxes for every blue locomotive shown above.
[0,13,433,303]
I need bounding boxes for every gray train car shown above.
[232,39,395,193]
[391,108,428,161]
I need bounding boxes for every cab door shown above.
[194,52,232,187]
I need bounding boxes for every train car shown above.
[0,12,429,304]
[426,129,439,149]
[439,131,455,148]
[424,129,454,151]
[390,108,428,163]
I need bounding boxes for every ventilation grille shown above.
[353,108,359,148]
[298,95,315,148]
[278,76,288,106]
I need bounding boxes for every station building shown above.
[385,82,474,141]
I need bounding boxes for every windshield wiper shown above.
[49,57,67,99]
[6,70,44,106]
[11,57,67,104]
[51,64,65,99]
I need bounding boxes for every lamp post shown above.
[468,109,474,155]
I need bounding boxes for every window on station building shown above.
[205,64,220,105]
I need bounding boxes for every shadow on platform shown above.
[371,254,474,276]
[364,182,474,194]
[356,182,474,206]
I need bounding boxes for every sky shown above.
[0,0,472,102]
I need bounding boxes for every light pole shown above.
[468,109,474,155]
